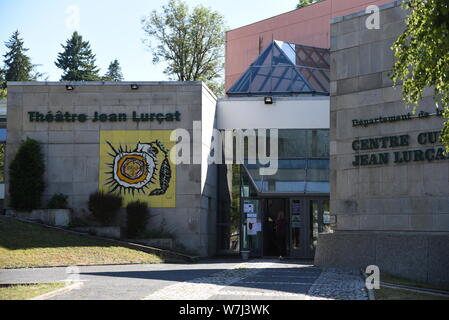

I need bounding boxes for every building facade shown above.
[217,40,331,258]
[314,2,449,286]
[5,82,218,257]
[225,0,393,91]
[3,1,449,287]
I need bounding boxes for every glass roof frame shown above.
[227,40,330,97]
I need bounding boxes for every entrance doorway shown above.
[289,197,331,259]
[241,196,330,259]
[263,199,288,257]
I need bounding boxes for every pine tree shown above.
[3,30,39,84]
[0,66,5,93]
[103,59,124,81]
[0,67,6,98]
[55,31,100,81]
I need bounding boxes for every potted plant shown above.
[44,193,72,227]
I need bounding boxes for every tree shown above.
[0,67,6,99]
[103,59,124,81]
[55,31,100,81]
[296,0,318,9]
[3,30,41,85]
[141,0,226,96]
[9,138,45,211]
[391,1,449,151]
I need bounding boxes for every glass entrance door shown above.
[289,197,330,259]
[263,198,289,257]
[308,198,331,257]
[289,198,306,258]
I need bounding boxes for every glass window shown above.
[0,143,4,183]
[239,129,330,195]
[217,225,240,253]
[305,182,329,193]
[278,130,307,158]
[217,164,241,254]
[227,41,328,96]
[0,129,6,142]
[307,159,329,169]
[308,129,329,158]
[322,200,332,233]
[242,166,258,197]
[310,200,319,250]
[279,159,306,169]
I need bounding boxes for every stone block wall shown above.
[330,3,449,233]
[316,1,449,286]
[5,82,217,257]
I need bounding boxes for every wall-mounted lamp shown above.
[264,96,273,104]
[131,84,139,90]
[66,85,74,91]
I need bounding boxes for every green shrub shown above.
[68,216,90,228]
[88,191,122,225]
[47,193,68,209]
[139,219,175,239]
[126,201,149,238]
[9,138,45,211]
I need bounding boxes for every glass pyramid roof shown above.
[227,41,330,96]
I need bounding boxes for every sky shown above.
[0,0,298,81]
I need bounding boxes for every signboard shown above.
[27,111,181,123]
[247,218,257,235]
[244,203,255,213]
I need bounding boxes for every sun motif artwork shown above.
[99,131,176,208]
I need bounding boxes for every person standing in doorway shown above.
[274,211,287,260]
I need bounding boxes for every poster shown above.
[244,203,254,213]
[99,130,176,208]
[291,201,301,214]
[247,218,257,235]
[254,220,262,232]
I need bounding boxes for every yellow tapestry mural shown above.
[99,130,176,208]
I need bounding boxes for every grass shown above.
[373,272,449,300]
[0,217,171,268]
[375,286,449,300]
[381,273,449,292]
[0,283,67,300]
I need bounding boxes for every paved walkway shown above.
[0,259,368,300]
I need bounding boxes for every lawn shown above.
[381,273,449,292]
[0,283,67,300]
[375,286,449,300]
[0,217,167,268]
[375,272,449,300]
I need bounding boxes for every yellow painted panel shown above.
[99,130,176,208]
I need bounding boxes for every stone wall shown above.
[316,2,449,286]
[6,82,217,257]
[329,3,448,233]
